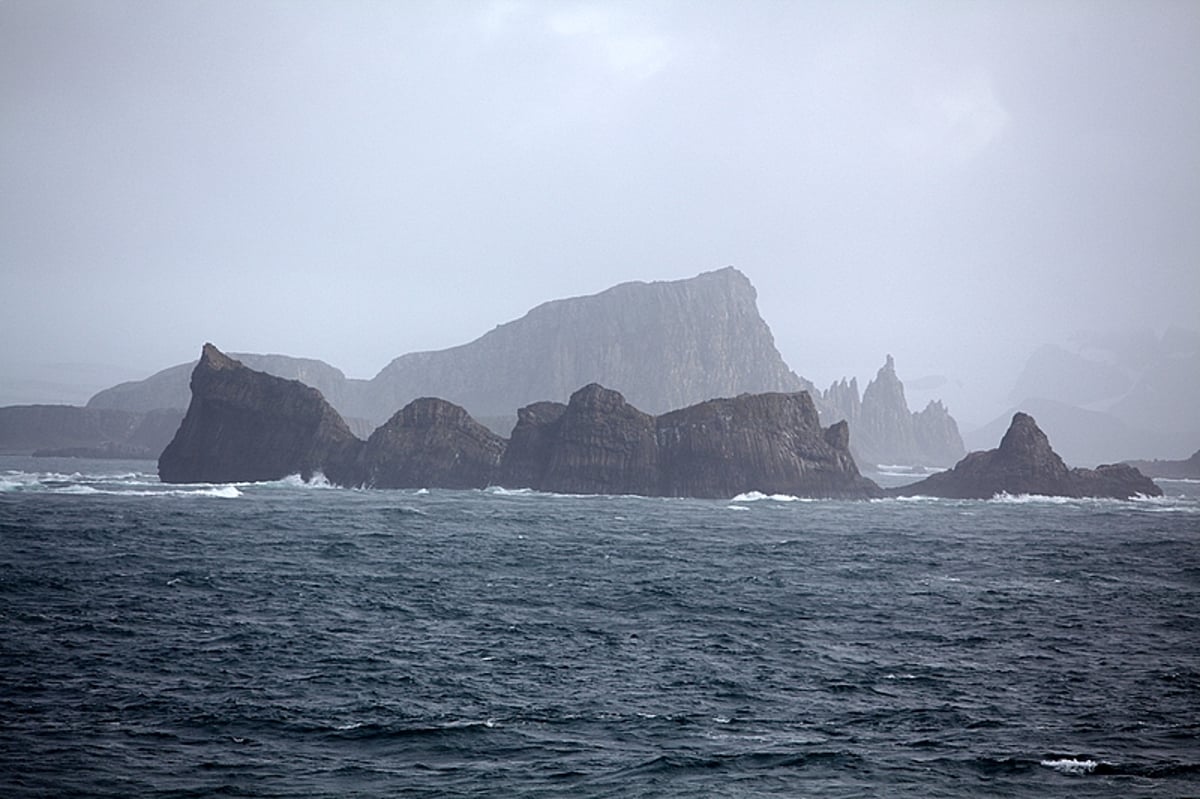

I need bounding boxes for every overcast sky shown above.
[3,0,1197,425]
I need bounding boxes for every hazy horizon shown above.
[3,1,1198,430]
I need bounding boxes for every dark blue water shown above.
[2,457,1198,797]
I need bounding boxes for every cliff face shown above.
[158,345,363,484]
[499,385,659,496]
[83,268,811,437]
[819,355,964,469]
[358,397,506,489]
[656,392,875,499]
[363,267,808,422]
[501,384,879,499]
[892,412,1161,499]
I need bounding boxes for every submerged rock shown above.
[891,412,1161,499]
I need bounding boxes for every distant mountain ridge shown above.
[24,267,963,467]
[969,327,1200,465]
[89,267,812,428]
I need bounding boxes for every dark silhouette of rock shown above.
[156,345,880,498]
[656,392,878,499]
[501,384,880,499]
[892,412,1162,499]
[818,355,964,468]
[0,404,182,457]
[158,345,363,484]
[500,385,659,495]
[1124,450,1200,479]
[358,397,506,489]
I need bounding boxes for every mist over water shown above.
[2,2,1197,431]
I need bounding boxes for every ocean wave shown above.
[730,491,814,503]
[1040,757,1100,774]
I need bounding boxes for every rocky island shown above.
[890,412,1161,499]
[159,345,880,499]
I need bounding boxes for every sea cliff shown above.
[159,345,879,499]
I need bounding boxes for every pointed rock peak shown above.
[998,412,1056,459]
[883,354,895,373]
[200,343,240,371]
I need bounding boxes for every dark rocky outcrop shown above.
[818,355,964,469]
[158,345,363,484]
[357,398,506,489]
[161,345,877,498]
[655,392,878,499]
[891,412,1161,499]
[501,384,880,499]
[500,385,659,496]
[1124,450,1200,479]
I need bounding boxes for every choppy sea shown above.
[2,455,1197,798]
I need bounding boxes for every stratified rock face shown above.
[158,345,363,484]
[501,384,880,499]
[892,412,1162,499]
[500,384,659,495]
[499,401,567,490]
[657,392,877,499]
[818,356,964,468]
[364,267,809,421]
[358,397,506,489]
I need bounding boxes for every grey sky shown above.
[2,0,1198,426]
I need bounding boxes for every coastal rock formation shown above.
[819,355,964,468]
[363,267,810,422]
[158,345,363,484]
[1124,449,1200,479]
[90,352,360,415]
[656,392,878,499]
[500,384,659,495]
[891,412,1161,499]
[501,384,880,499]
[161,345,876,499]
[87,268,812,432]
[358,397,506,489]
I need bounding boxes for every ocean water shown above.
[2,456,1198,798]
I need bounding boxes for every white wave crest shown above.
[990,493,1078,504]
[731,491,810,503]
[485,486,534,496]
[1040,757,1098,774]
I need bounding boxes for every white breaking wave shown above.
[1040,757,1099,775]
[730,491,813,503]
